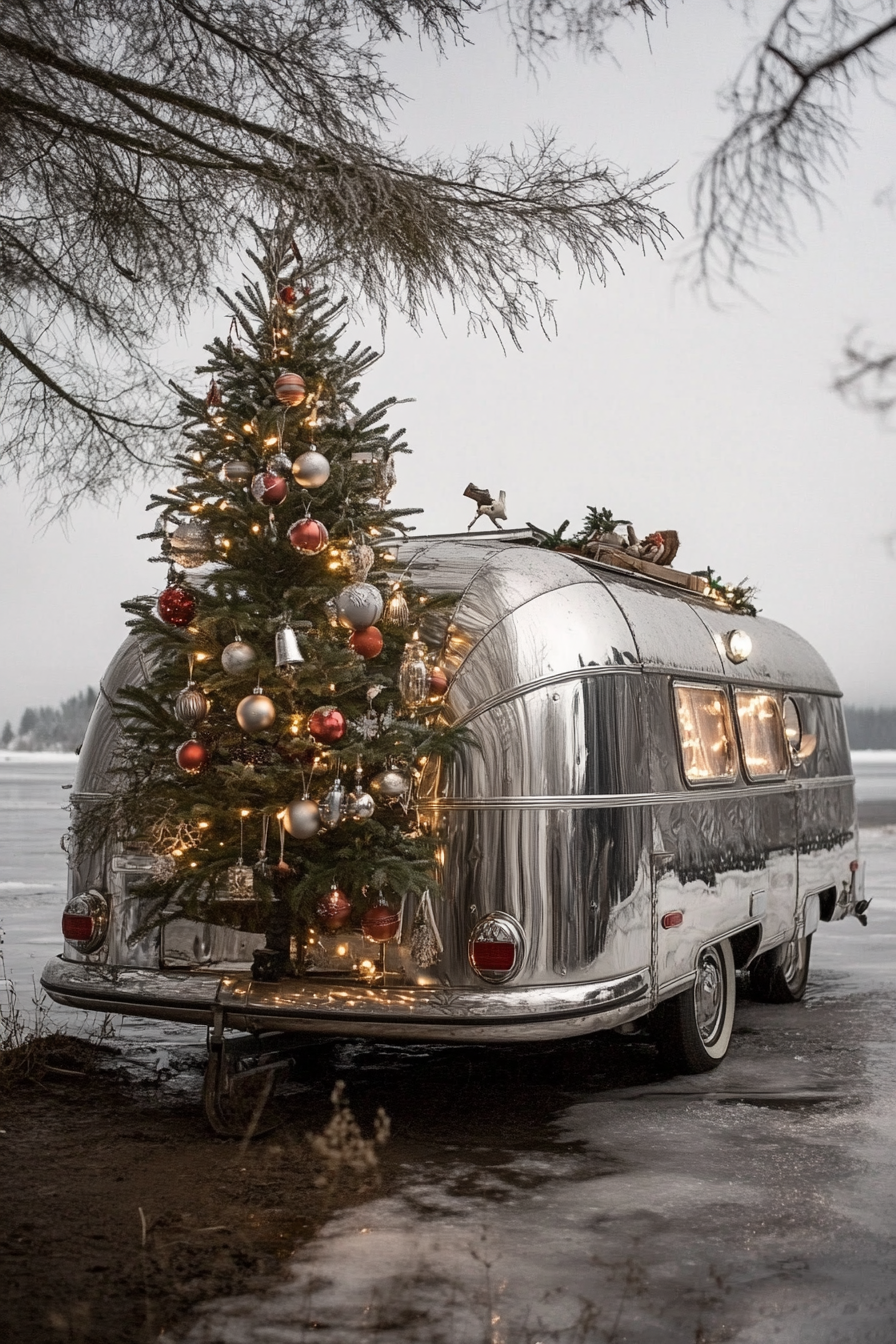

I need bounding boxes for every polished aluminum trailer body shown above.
[43,534,862,1043]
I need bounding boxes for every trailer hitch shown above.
[203,1006,292,1138]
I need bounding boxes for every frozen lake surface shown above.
[2,752,896,1342]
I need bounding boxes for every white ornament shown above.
[335,582,384,631]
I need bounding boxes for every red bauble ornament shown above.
[175,739,208,773]
[362,901,400,943]
[273,372,306,406]
[158,585,195,627]
[349,626,384,659]
[278,284,297,306]
[315,885,352,931]
[251,472,288,506]
[428,666,449,697]
[287,517,328,555]
[308,705,346,744]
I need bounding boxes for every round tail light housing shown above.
[62,889,110,954]
[468,913,526,984]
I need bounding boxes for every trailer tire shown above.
[654,939,736,1074]
[749,934,812,1004]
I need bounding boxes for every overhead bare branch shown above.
[694,1,896,288]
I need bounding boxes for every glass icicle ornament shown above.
[375,452,397,505]
[398,637,430,710]
[384,582,409,628]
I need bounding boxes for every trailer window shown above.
[674,685,737,783]
[735,692,789,779]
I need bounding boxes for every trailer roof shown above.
[389,534,840,700]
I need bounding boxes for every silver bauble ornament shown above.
[223,459,254,483]
[335,582,384,631]
[267,451,293,475]
[291,450,331,489]
[236,687,276,733]
[319,777,345,827]
[221,637,257,675]
[169,519,211,569]
[371,768,409,799]
[174,681,209,728]
[348,790,376,821]
[283,797,320,839]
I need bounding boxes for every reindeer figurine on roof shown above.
[464,483,507,530]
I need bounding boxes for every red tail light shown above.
[468,913,525,984]
[62,890,109,954]
[471,940,515,972]
[62,914,96,942]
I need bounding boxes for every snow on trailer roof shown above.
[389,532,840,700]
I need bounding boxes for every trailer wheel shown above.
[749,934,812,1004]
[653,939,736,1074]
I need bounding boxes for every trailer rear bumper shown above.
[41,957,651,1043]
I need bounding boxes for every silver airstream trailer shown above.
[43,531,865,1120]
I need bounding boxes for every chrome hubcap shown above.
[780,935,807,987]
[694,946,725,1045]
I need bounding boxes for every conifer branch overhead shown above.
[0,0,671,510]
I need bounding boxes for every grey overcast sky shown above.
[2,2,895,729]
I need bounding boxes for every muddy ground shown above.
[3,973,895,1344]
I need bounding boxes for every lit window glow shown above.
[735,692,788,778]
[675,685,736,783]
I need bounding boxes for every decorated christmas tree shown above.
[83,232,459,979]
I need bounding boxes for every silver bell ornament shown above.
[398,637,430,710]
[371,767,410,799]
[335,582,384,631]
[221,637,257,675]
[174,681,209,728]
[236,686,276,733]
[346,541,375,582]
[292,449,331,489]
[283,796,320,840]
[169,519,211,569]
[223,459,254,484]
[319,777,345,827]
[275,623,304,668]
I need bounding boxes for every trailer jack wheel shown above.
[653,938,736,1074]
[202,1018,290,1138]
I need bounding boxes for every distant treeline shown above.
[2,688,97,752]
[843,706,896,750]
[2,690,895,753]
